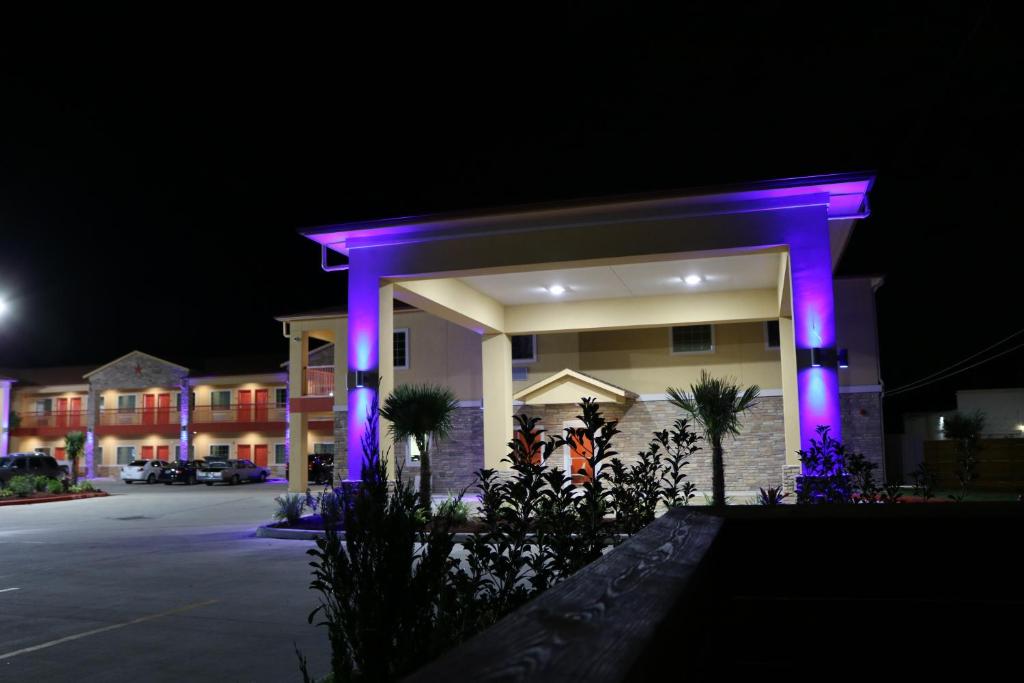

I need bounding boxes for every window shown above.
[274,444,287,464]
[671,325,714,354]
[511,335,537,364]
[405,435,430,467]
[116,446,136,464]
[394,328,410,369]
[95,447,103,464]
[512,366,529,381]
[765,320,781,349]
[313,443,335,456]
[117,395,137,412]
[35,398,53,413]
[274,388,287,406]
[209,444,230,460]
[98,396,105,410]
[34,447,51,456]
[210,391,231,409]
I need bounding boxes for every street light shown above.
[0,297,7,317]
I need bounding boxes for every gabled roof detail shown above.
[83,350,189,379]
[514,368,638,405]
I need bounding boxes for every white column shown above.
[481,333,513,471]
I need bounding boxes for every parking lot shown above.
[0,478,330,682]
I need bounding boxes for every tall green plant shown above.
[380,384,460,509]
[943,411,985,502]
[64,431,85,485]
[667,371,760,508]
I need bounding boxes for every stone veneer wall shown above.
[332,410,349,481]
[390,406,484,495]
[328,393,885,495]
[520,398,786,493]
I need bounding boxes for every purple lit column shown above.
[179,377,191,461]
[85,384,99,477]
[0,379,12,458]
[788,213,842,453]
[346,250,381,480]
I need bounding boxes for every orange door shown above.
[157,393,171,425]
[143,394,156,425]
[237,390,252,422]
[237,444,251,462]
[57,398,69,428]
[569,431,594,485]
[70,397,82,427]
[141,445,154,460]
[253,444,268,467]
[156,445,170,462]
[55,447,66,461]
[254,389,268,422]
[515,430,543,465]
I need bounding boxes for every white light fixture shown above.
[547,285,566,296]
[0,297,7,316]
[683,275,702,286]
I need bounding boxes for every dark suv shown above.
[0,453,70,488]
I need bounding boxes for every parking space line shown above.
[0,599,219,660]
[0,587,19,593]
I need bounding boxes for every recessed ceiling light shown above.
[547,284,566,296]
[683,275,702,286]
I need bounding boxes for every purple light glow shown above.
[347,252,381,479]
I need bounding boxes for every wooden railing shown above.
[14,411,87,428]
[192,403,287,424]
[98,408,175,426]
[403,509,722,683]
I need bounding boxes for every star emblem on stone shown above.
[134,362,143,377]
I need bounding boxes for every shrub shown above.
[7,475,36,497]
[46,478,63,494]
[69,481,95,494]
[0,488,14,499]
[943,411,985,502]
[436,495,469,524]
[274,494,307,525]
[797,426,880,504]
[757,485,788,505]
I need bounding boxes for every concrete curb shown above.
[0,491,109,507]
[256,524,480,542]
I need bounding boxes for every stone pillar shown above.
[481,333,513,471]
[85,384,100,477]
[179,377,192,461]
[0,379,12,458]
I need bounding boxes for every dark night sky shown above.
[1,3,1021,429]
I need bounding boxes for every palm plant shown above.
[379,383,460,509]
[667,370,760,509]
[64,430,85,485]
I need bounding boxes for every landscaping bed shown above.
[0,490,109,506]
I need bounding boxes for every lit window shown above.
[274,388,287,406]
[117,395,136,412]
[35,398,53,413]
[671,325,714,354]
[274,444,287,464]
[209,444,230,460]
[511,335,537,364]
[116,446,136,464]
[765,321,781,349]
[394,329,410,369]
[210,391,231,409]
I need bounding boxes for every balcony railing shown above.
[305,365,335,397]
[191,403,287,424]
[98,408,177,427]
[15,411,87,429]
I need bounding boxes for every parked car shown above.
[0,453,69,487]
[158,460,202,485]
[198,459,270,486]
[121,460,168,484]
[284,454,334,485]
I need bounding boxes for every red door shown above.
[70,397,82,427]
[253,444,268,467]
[57,398,69,428]
[568,429,594,485]
[254,389,269,422]
[237,444,251,462]
[55,446,66,462]
[141,445,155,460]
[156,445,170,462]
[237,390,252,422]
[143,394,156,425]
[157,393,171,425]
